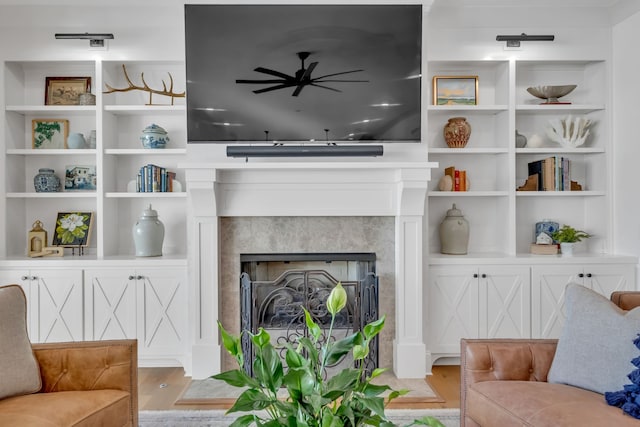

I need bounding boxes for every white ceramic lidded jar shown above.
[140,124,169,149]
[439,203,470,255]
[132,204,165,257]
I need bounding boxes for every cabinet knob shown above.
[586,273,592,278]
[21,275,28,281]
[128,275,137,280]
[128,275,144,280]
[578,273,584,278]
[473,274,478,278]
[481,273,487,278]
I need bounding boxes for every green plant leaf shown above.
[303,308,322,342]
[227,388,274,413]
[326,282,347,315]
[228,414,261,427]
[369,367,388,379]
[408,416,448,427]
[285,345,306,369]
[324,332,359,366]
[354,395,386,418]
[363,315,385,340]
[324,368,360,398]
[253,344,283,392]
[218,321,242,358]
[353,344,369,360]
[297,337,320,369]
[321,407,343,427]
[362,383,390,397]
[251,327,271,349]
[283,368,316,400]
[387,388,410,403]
[211,369,258,388]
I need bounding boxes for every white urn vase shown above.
[132,204,165,257]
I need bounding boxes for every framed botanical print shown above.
[52,212,94,247]
[32,119,69,149]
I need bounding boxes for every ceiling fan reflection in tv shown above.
[235,51,368,97]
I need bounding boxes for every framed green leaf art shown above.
[52,212,94,247]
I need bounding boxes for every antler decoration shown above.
[103,64,185,105]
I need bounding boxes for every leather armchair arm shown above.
[32,339,138,395]
[460,338,558,425]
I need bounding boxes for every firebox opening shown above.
[239,252,379,377]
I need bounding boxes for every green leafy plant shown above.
[551,224,591,243]
[213,283,445,427]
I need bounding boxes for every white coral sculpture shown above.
[545,115,592,148]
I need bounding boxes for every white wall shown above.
[612,9,640,264]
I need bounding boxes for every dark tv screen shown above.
[185,4,422,143]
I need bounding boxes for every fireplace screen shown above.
[240,253,378,377]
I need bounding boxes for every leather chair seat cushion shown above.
[467,381,639,427]
[0,389,131,427]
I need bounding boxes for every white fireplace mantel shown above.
[180,161,437,379]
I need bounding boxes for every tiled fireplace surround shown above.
[182,161,435,379]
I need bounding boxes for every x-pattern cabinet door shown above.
[481,266,531,340]
[531,264,635,339]
[84,268,137,341]
[135,268,187,360]
[30,269,84,343]
[428,265,480,356]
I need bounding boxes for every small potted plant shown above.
[551,225,591,256]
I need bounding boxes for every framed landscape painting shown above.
[32,119,69,149]
[65,165,97,191]
[433,76,478,105]
[45,76,92,105]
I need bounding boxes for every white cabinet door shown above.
[428,265,480,356]
[482,266,530,339]
[429,264,530,361]
[84,268,137,341]
[136,268,187,362]
[30,269,84,343]
[531,263,635,338]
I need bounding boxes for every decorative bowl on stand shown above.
[526,85,577,104]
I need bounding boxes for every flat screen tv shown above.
[185,4,422,144]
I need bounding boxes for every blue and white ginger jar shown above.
[140,124,169,149]
[34,168,61,192]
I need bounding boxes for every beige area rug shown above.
[175,371,444,406]
[139,409,460,427]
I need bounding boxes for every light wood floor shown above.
[138,365,461,411]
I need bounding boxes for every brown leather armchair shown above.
[0,284,138,427]
[460,291,640,427]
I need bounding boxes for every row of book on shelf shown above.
[444,166,468,191]
[527,156,571,191]
[136,164,176,192]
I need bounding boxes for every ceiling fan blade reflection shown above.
[236,79,289,84]
[314,69,365,79]
[309,83,342,93]
[291,84,306,97]
[254,67,295,80]
[300,62,318,80]
[313,79,369,83]
[253,83,296,94]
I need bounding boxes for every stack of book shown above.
[527,156,570,191]
[444,166,468,191]
[136,164,176,192]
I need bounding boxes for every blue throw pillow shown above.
[547,283,640,394]
[605,334,640,419]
